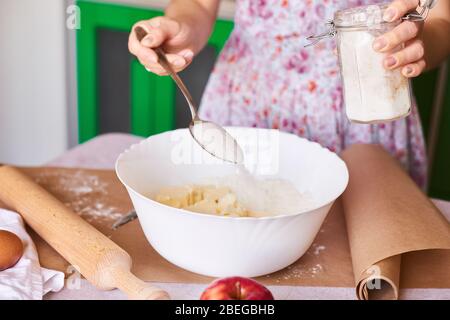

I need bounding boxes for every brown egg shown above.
[0,230,23,271]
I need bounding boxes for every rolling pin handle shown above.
[112,268,170,300]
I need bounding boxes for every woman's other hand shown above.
[373,0,426,78]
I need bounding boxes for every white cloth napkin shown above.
[0,209,65,300]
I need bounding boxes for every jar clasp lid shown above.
[305,0,438,47]
[305,20,336,48]
[403,0,438,21]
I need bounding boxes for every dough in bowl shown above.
[155,185,259,217]
[154,174,316,218]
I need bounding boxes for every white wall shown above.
[0,0,68,165]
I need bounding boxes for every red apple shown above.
[200,276,274,300]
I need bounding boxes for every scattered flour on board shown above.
[312,244,326,256]
[34,170,124,223]
[270,263,325,283]
[267,243,326,282]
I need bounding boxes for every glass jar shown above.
[337,4,413,123]
[307,3,417,124]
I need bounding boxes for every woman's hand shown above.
[373,0,425,78]
[128,16,196,75]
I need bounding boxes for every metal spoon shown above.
[135,27,244,164]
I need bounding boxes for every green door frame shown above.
[76,0,233,142]
[428,62,450,200]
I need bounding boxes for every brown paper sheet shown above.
[341,144,450,300]
[0,164,449,299]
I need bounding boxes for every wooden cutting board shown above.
[10,167,450,289]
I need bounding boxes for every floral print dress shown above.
[199,0,427,187]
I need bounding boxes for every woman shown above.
[128,0,450,187]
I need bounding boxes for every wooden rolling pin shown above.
[0,165,169,300]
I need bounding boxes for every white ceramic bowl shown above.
[116,128,348,278]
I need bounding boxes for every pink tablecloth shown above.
[44,133,450,300]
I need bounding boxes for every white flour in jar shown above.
[338,26,412,123]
